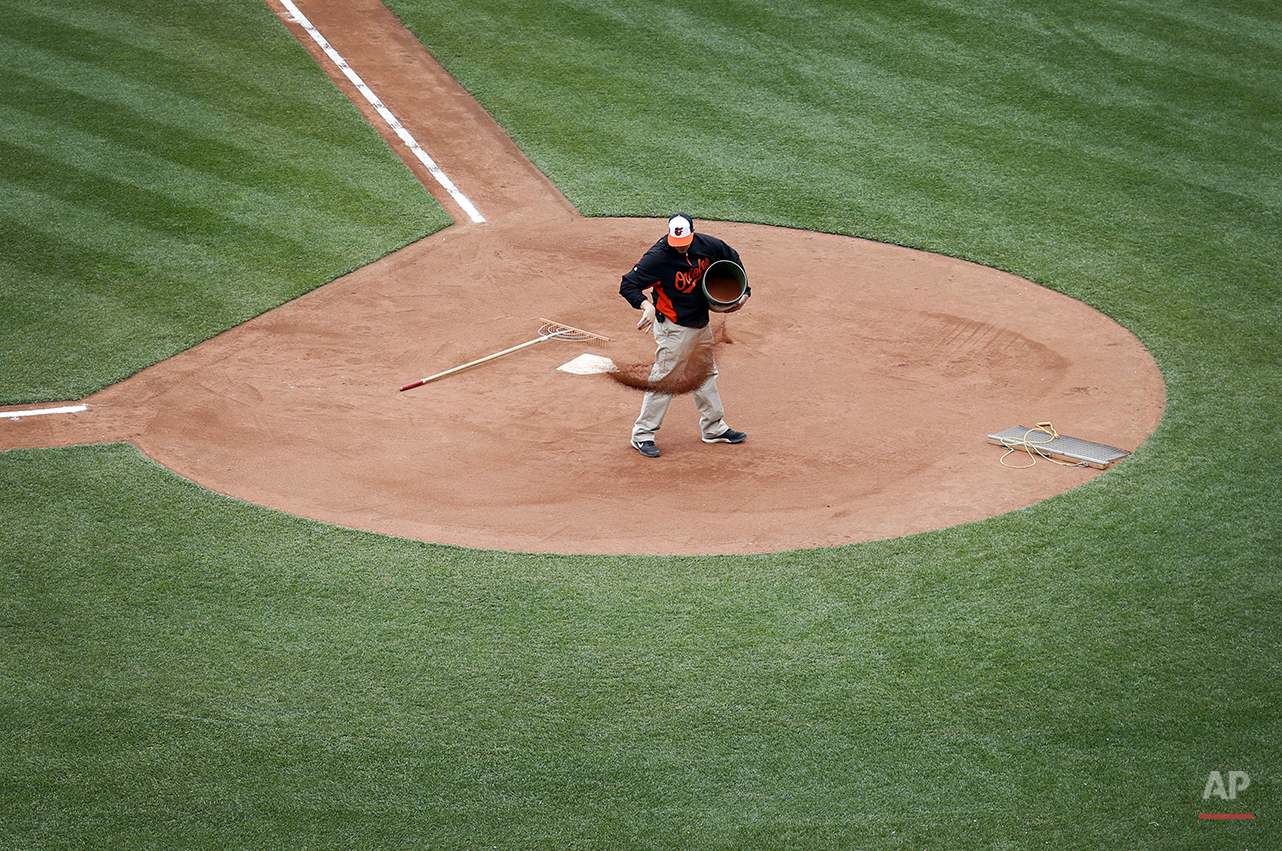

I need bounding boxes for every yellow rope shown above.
[997,422,1083,468]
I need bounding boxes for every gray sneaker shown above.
[631,439,660,458]
[703,428,747,444]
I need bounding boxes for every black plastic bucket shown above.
[701,260,748,313]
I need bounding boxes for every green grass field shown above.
[2,0,1279,848]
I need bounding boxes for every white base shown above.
[557,353,617,375]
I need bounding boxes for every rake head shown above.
[538,318,610,344]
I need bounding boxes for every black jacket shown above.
[619,232,745,328]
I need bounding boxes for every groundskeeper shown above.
[618,213,750,458]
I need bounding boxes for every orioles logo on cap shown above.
[667,214,694,248]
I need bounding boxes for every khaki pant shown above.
[632,320,729,443]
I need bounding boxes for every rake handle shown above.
[399,336,550,391]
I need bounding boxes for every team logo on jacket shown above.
[675,258,711,293]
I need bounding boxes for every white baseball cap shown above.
[666,214,694,248]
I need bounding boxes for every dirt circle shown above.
[3,212,1165,555]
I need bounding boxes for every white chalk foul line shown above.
[277,0,486,224]
[5,405,87,419]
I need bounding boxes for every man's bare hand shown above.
[637,302,656,331]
